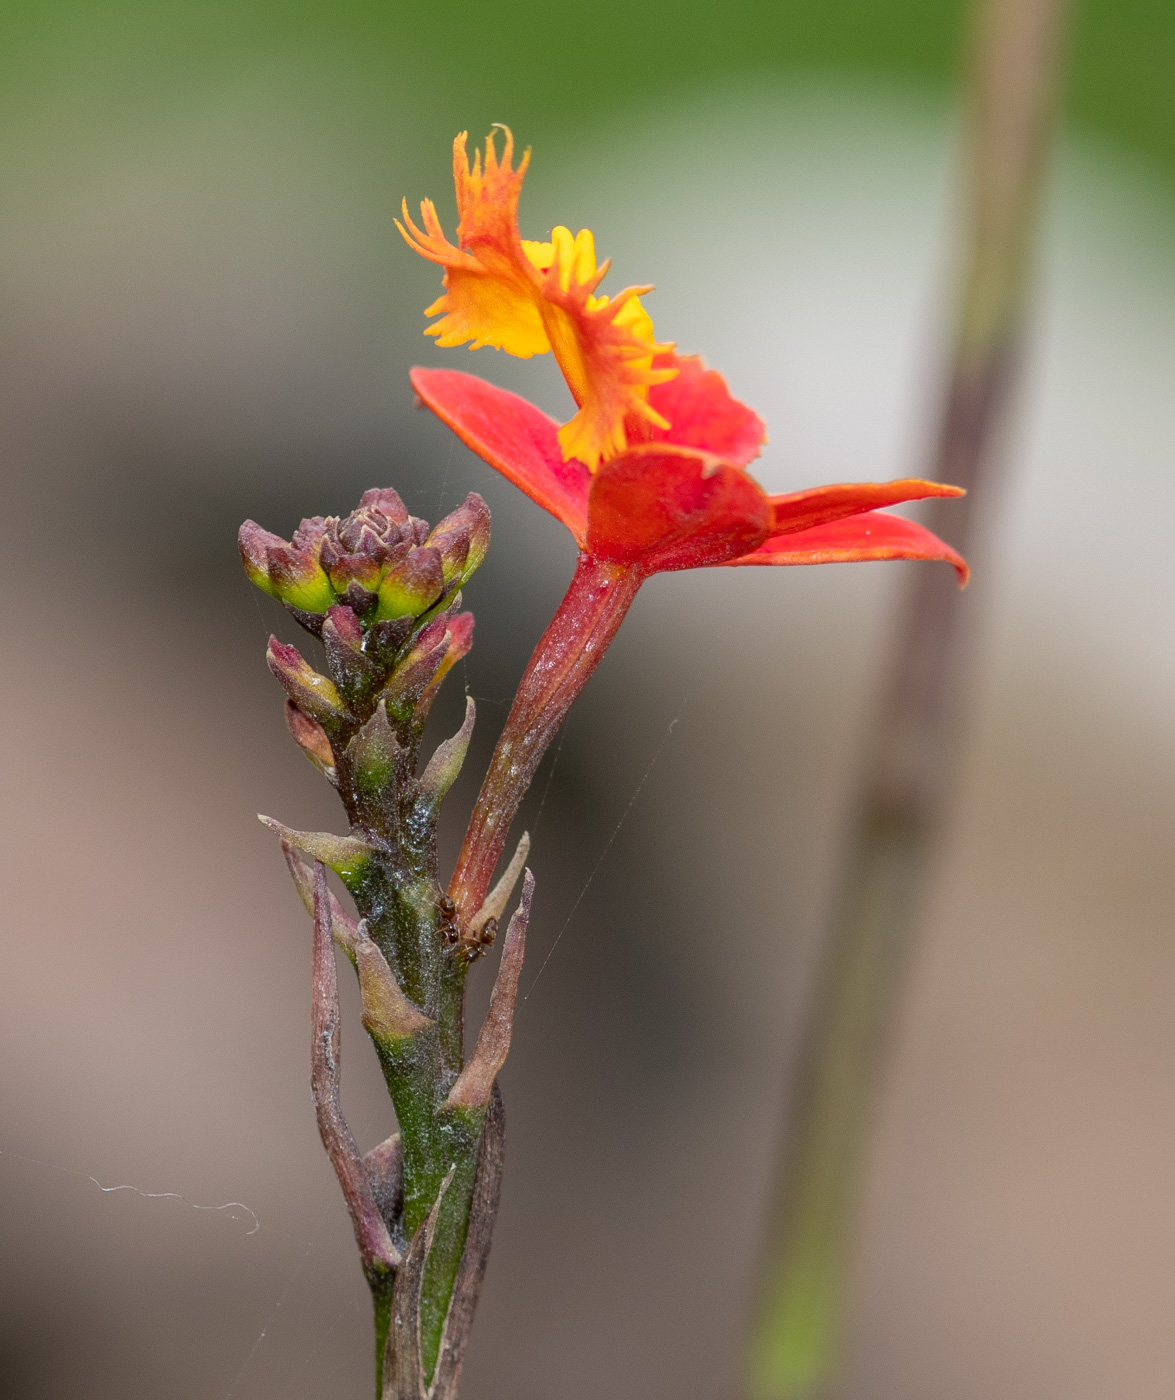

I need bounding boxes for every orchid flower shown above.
[401,130,967,925]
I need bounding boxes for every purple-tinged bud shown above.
[239,520,285,594]
[356,487,409,524]
[375,547,445,622]
[401,614,449,665]
[267,637,346,727]
[285,700,337,783]
[418,612,474,713]
[322,605,383,705]
[320,541,383,596]
[324,603,363,650]
[239,519,335,613]
[381,618,451,724]
[428,525,471,585]
[430,494,491,585]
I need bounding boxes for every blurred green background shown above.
[0,0,1172,178]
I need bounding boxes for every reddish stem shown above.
[450,553,642,920]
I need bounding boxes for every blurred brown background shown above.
[2,3,1174,1397]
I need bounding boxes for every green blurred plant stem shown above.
[746,0,1071,1394]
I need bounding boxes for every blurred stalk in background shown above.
[746,0,1072,1394]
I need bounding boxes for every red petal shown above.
[625,353,766,466]
[410,367,590,544]
[768,479,965,535]
[587,445,770,573]
[726,511,969,584]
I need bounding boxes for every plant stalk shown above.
[449,553,642,922]
[746,1,1072,1394]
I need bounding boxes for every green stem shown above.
[373,1281,395,1399]
[355,850,484,1390]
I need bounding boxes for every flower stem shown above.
[746,1,1071,1394]
[450,554,641,921]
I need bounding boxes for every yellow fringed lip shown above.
[397,127,677,471]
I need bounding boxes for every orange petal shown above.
[410,368,590,544]
[768,479,965,536]
[726,511,968,584]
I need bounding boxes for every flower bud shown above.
[429,494,491,585]
[267,637,346,726]
[381,618,451,723]
[239,488,486,633]
[356,486,409,524]
[374,547,445,622]
[239,520,334,613]
[418,612,474,712]
[321,605,383,705]
[285,700,337,782]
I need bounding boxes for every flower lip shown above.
[586,443,770,572]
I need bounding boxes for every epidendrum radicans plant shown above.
[239,128,969,1400]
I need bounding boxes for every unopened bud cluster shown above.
[239,489,490,838]
[241,487,489,632]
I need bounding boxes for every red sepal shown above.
[410,368,591,543]
[768,479,965,536]
[727,511,969,584]
[587,445,770,573]
[626,352,766,466]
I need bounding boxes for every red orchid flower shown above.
[410,363,967,581]
[401,130,967,923]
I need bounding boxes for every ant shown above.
[437,894,460,948]
[437,894,500,961]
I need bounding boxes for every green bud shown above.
[239,520,334,612]
[429,493,491,586]
[375,547,445,622]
